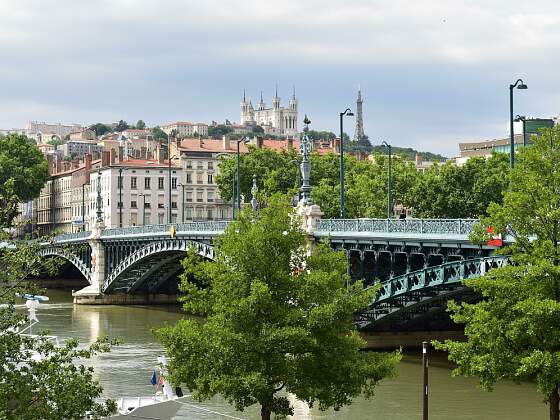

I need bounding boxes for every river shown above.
[18,289,547,419]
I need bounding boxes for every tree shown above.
[0,134,49,227]
[135,119,146,130]
[115,120,129,132]
[208,124,234,139]
[88,123,110,137]
[434,126,560,420]
[405,153,509,218]
[46,135,64,150]
[156,198,400,420]
[306,130,337,141]
[151,126,168,142]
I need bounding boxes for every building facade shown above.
[161,122,209,138]
[240,89,298,136]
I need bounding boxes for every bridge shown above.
[37,216,505,329]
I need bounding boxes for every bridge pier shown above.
[73,293,180,305]
[72,221,105,303]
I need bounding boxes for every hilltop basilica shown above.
[240,88,298,136]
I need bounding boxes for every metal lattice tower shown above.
[353,85,364,142]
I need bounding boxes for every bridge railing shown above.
[101,221,230,238]
[53,231,91,243]
[316,218,478,235]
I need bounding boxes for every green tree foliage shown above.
[88,123,110,136]
[369,145,447,162]
[115,120,129,132]
[405,153,509,218]
[434,127,560,420]
[306,130,337,141]
[156,198,400,420]
[345,135,373,154]
[46,135,64,150]
[208,124,234,139]
[0,134,49,227]
[151,126,168,142]
[0,235,117,418]
[135,119,146,130]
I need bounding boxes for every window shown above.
[144,177,151,189]
[186,207,192,220]
[186,173,192,184]
[171,202,177,209]
[208,191,214,202]
[158,203,165,209]
[207,208,213,220]
[186,191,193,202]
[172,177,177,189]
[130,177,137,189]
[196,208,203,220]
[143,212,150,225]
[197,173,203,184]
[144,202,151,208]
[207,161,214,170]
[131,201,137,208]
[158,177,164,189]
[186,160,192,169]
[158,213,164,224]
[207,174,213,184]
[197,161,203,170]
[196,191,203,202]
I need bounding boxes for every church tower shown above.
[240,89,249,125]
[289,86,297,111]
[353,85,364,142]
[272,85,280,110]
[258,91,266,111]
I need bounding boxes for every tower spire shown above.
[275,83,278,98]
[353,85,364,142]
[292,85,296,99]
[243,88,246,102]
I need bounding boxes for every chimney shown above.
[158,147,164,164]
[85,154,92,183]
[118,146,124,162]
[256,137,263,149]
[222,135,230,150]
[63,161,70,171]
[415,153,422,166]
[110,148,116,165]
[102,150,110,167]
[199,138,204,148]
[46,154,55,175]
[56,158,62,174]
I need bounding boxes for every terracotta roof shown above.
[177,138,247,153]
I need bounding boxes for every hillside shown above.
[369,145,448,162]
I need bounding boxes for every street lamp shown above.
[509,79,528,168]
[168,154,178,224]
[139,193,147,226]
[515,115,527,147]
[178,182,186,223]
[118,168,123,228]
[381,141,392,219]
[339,108,354,218]
[236,137,250,215]
[82,183,86,232]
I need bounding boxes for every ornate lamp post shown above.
[381,141,392,218]
[291,159,301,202]
[96,170,103,223]
[299,115,313,206]
[509,79,528,168]
[168,154,178,224]
[339,108,354,218]
[515,115,527,147]
[236,137,250,215]
[251,175,258,211]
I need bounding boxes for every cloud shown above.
[0,0,559,155]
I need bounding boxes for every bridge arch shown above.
[38,246,92,284]
[102,239,215,294]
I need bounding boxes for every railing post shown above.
[420,219,424,234]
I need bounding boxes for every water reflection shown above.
[18,289,548,420]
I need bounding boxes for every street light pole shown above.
[236,137,249,216]
[509,79,528,168]
[381,141,392,218]
[291,159,301,201]
[339,108,354,218]
[168,154,178,224]
[178,183,186,223]
[139,193,146,225]
[118,168,123,228]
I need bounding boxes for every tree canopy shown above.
[88,123,110,136]
[156,198,400,419]
[434,126,560,420]
[0,134,49,226]
[135,119,146,130]
[208,124,234,139]
[151,126,168,142]
[115,120,129,132]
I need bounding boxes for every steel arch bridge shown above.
[356,255,509,331]
[38,245,93,284]
[103,239,214,294]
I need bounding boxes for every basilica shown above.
[240,88,298,136]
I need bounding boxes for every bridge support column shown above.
[73,221,105,303]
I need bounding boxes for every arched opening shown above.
[377,252,392,281]
[393,252,408,276]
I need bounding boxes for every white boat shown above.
[105,355,188,419]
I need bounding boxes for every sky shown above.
[1,0,560,157]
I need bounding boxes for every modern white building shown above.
[240,89,298,136]
[161,122,208,138]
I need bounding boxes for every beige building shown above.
[161,122,209,138]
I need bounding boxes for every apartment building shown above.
[161,121,209,138]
